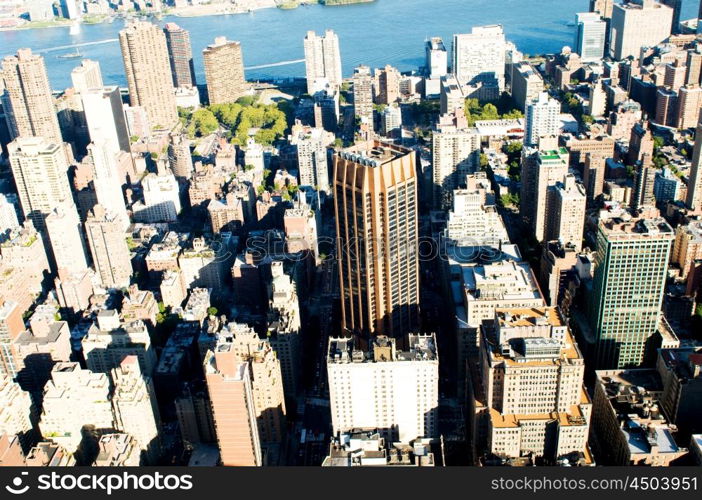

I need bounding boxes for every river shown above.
[0,0,698,90]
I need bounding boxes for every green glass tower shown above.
[590,218,673,369]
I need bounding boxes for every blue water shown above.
[0,0,698,90]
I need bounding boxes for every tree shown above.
[479,153,489,170]
[192,108,218,137]
[207,307,218,317]
[653,136,665,151]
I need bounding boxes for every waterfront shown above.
[0,0,699,90]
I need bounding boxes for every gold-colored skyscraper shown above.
[1,48,62,144]
[119,21,178,131]
[333,141,419,339]
[203,37,247,105]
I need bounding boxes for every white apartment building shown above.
[40,362,115,453]
[111,356,161,465]
[327,334,439,444]
[289,121,334,193]
[135,172,181,223]
[452,25,506,99]
[304,30,342,95]
[432,113,481,209]
[445,173,509,246]
[524,92,560,147]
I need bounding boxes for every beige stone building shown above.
[85,205,132,289]
[672,221,702,278]
[479,307,592,463]
[119,21,178,130]
[203,37,247,105]
[1,48,63,143]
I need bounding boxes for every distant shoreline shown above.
[0,0,376,32]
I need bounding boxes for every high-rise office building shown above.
[45,201,89,275]
[80,86,131,154]
[452,25,506,99]
[589,218,674,369]
[164,23,196,89]
[661,0,682,33]
[524,92,560,147]
[353,66,374,132]
[609,0,674,60]
[303,30,342,95]
[111,356,161,465]
[583,152,607,204]
[7,137,72,230]
[85,205,132,289]
[1,49,62,144]
[204,344,262,466]
[432,112,481,209]
[575,12,607,62]
[119,22,178,131]
[686,113,702,211]
[334,141,419,338]
[327,334,439,444]
[203,37,248,105]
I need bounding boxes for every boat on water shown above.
[57,49,81,60]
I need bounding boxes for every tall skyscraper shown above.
[686,113,702,211]
[676,85,702,129]
[574,12,607,62]
[589,218,674,369]
[303,30,342,95]
[1,49,62,144]
[631,155,657,210]
[609,0,674,60]
[7,137,72,230]
[212,323,286,448]
[425,37,448,80]
[88,141,129,231]
[375,65,401,105]
[204,345,262,466]
[111,356,161,465]
[524,92,560,147]
[546,174,587,251]
[70,59,103,93]
[81,86,131,154]
[267,261,302,404]
[85,205,132,289]
[352,65,374,132]
[520,147,569,242]
[452,25,506,99]
[164,23,196,89]
[432,111,481,209]
[327,334,439,444]
[661,0,682,33]
[203,37,247,105]
[334,141,419,338]
[119,22,178,131]
[45,202,89,276]
[288,121,334,193]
